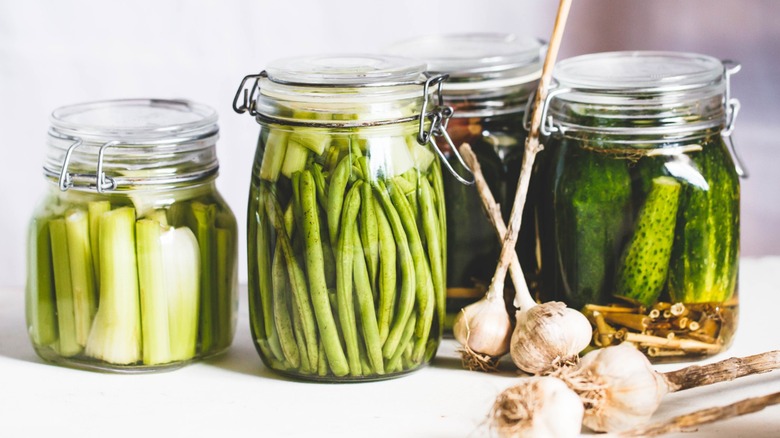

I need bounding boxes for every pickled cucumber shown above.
[669,140,740,303]
[615,176,681,306]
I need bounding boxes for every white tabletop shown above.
[2,257,779,438]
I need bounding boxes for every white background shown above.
[1,0,778,288]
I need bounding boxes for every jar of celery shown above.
[27,99,238,372]
[235,55,468,381]
[536,52,744,361]
[387,33,546,329]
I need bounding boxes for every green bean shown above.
[292,303,312,374]
[359,165,379,288]
[386,313,417,373]
[301,171,350,376]
[272,246,300,368]
[327,156,352,246]
[336,182,362,376]
[283,202,295,235]
[250,202,272,340]
[419,177,444,339]
[430,158,447,279]
[372,196,396,346]
[351,225,385,375]
[264,190,323,373]
[373,181,416,359]
[310,163,328,210]
[317,340,327,377]
[387,180,435,362]
[320,210,337,289]
[401,171,419,229]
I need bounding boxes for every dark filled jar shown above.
[234,55,467,381]
[26,99,238,372]
[536,51,744,361]
[387,33,546,328]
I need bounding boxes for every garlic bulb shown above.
[491,376,584,438]
[510,301,592,375]
[453,289,512,360]
[578,344,668,432]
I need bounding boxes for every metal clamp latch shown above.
[721,60,747,178]
[56,135,119,192]
[232,71,267,116]
[418,74,475,185]
[522,84,571,137]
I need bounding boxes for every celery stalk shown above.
[216,226,233,350]
[88,201,111,290]
[65,209,97,346]
[136,219,172,365]
[85,207,141,365]
[164,226,200,361]
[49,218,81,356]
[289,130,330,156]
[281,139,310,178]
[27,217,58,347]
[191,202,217,353]
[405,134,435,172]
[259,129,289,182]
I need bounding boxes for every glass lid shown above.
[385,33,545,85]
[265,54,427,86]
[50,99,218,142]
[553,51,724,92]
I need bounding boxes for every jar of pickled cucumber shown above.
[26,99,238,372]
[536,51,744,361]
[386,34,546,329]
[234,55,468,381]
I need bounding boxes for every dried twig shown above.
[662,350,780,392]
[459,143,532,310]
[616,391,780,437]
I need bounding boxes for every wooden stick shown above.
[662,350,780,392]
[459,143,534,310]
[623,333,721,353]
[490,0,573,294]
[616,391,780,437]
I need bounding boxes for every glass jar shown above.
[26,99,238,372]
[234,55,467,381]
[536,51,744,361]
[386,34,547,328]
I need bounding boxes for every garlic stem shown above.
[662,350,780,393]
[614,391,780,437]
[491,0,572,297]
[459,143,535,311]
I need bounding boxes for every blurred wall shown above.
[1,0,777,287]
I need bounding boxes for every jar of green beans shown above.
[235,55,471,381]
[26,99,238,372]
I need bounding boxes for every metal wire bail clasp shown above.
[57,135,118,192]
[57,135,83,191]
[721,60,747,178]
[232,71,267,116]
[418,74,475,185]
[522,83,571,137]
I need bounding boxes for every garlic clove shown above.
[492,376,584,438]
[453,293,512,358]
[510,301,592,375]
[579,344,669,432]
